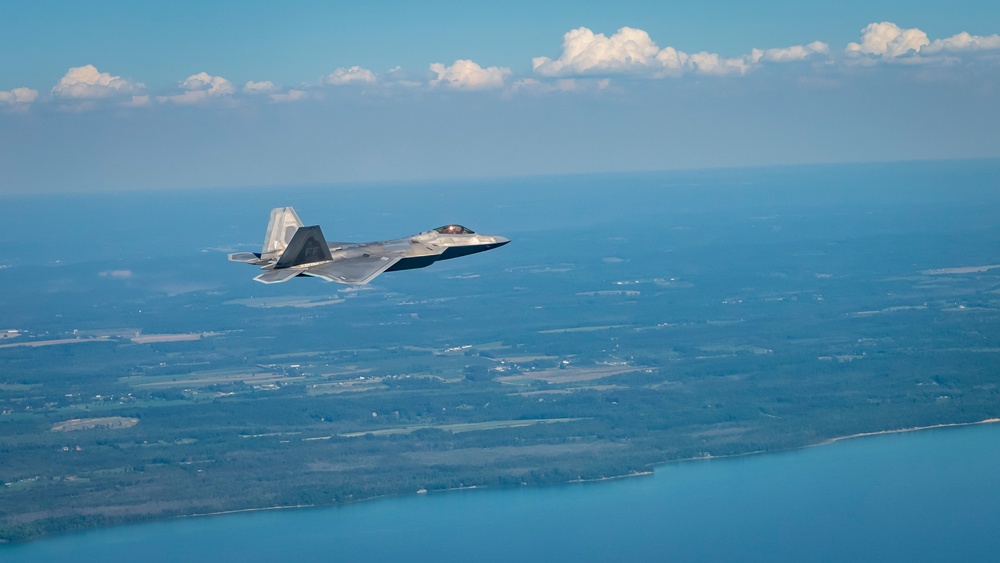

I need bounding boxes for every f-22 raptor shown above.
[229,207,509,285]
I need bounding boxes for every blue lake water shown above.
[6,422,999,562]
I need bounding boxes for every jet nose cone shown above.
[493,236,510,247]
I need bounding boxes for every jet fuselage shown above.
[229,208,509,285]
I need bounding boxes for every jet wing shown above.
[303,255,401,285]
[253,268,302,284]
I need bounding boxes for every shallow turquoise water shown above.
[6,423,1000,562]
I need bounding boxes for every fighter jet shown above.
[228,207,509,285]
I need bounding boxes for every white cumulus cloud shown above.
[846,22,930,58]
[685,52,750,75]
[325,66,377,85]
[52,65,143,99]
[157,72,234,104]
[532,27,664,76]
[845,22,1000,62]
[429,60,510,90]
[750,41,830,63]
[181,72,234,95]
[923,31,1000,54]
[243,80,276,93]
[0,87,39,105]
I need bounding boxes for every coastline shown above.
[810,418,1000,448]
[176,470,660,524]
[171,418,1000,524]
[177,503,314,520]
[5,417,999,543]
[7,413,1000,561]
[652,417,1000,470]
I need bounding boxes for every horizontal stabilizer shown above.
[228,252,263,264]
[253,268,302,284]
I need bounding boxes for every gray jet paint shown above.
[229,207,509,285]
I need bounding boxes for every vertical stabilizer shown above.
[275,226,333,268]
[261,207,303,260]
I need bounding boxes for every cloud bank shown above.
[531,27,828,78]
[4,21,998,114]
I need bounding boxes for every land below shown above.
[2,162,999,542]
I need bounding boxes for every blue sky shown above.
[2,1,999,193]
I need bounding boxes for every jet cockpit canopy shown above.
[434,225,475,235]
